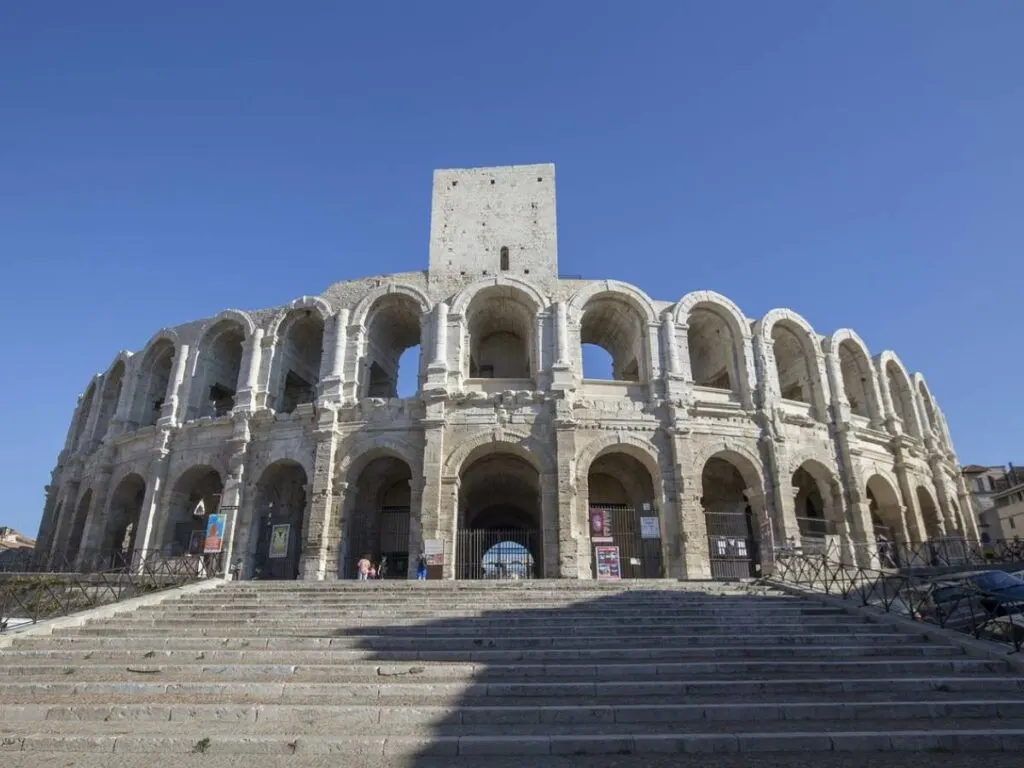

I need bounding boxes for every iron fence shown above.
[771,540,1024,654]
[589,504,664,579]
[342,507,411,580]
[1,548,221,633]
[705,509,759,579]
[853,536,1024,570]
[456,529,540,580]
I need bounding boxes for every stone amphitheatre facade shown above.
[36,163,975,581]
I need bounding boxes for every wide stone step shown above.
[7,699,1024,726]
[21,631,929,650]
[0,643,967,664]
[1,723,1022,755]
[139,607,851,618]
[2,675,1019,701]
[4,658,1005,683]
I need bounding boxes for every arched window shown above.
[500,246,510,272]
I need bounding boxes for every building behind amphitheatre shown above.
[36,163,976,581]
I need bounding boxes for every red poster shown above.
[590,509,612,538]
[594,545,622,580]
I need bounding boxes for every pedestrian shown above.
[416,555,427,580]
[357,554,371,581]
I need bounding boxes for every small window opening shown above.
[500,246,510,271]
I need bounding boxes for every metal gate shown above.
[343,507,411,579]
[705,508,758,580]
[456,529,540,580]
[589,504,663,579]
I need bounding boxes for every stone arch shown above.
[754,309,828,417]
[131,330,179,428]
[351,283,432,328]
[791,457,844,551]
[443,429,554,478]
[693,441,766,494]
[456,282,544,381]
[673,290,753,400]
[252,445,315,485]
[94,354,130,442]
[248,459,309,580]
[877,351,921,438]
[64,487,94,567]
[824,329,883,425]
[912,373,940,437]
[916,484,943,540]
[265,296,333,341]
[342,448,415,579]
[580,435,666,579]
[102,472,146,566]
[162,464,224,556]
[267,304,328,413]
[189,313,251,419]
[569,282,656,383]
[700,448,765,578]
[358,288,428,398]
[865,473,906,545]
[339,435,422,480]
[71,380,99,452]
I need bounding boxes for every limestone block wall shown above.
[37,272,973,579]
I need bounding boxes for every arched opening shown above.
[918,383,938,434]
[866,474,905,568]
[191,320,245,419]
[72,383,97,452]
[885,361,919,437]
[586,450,662,578]
[702,454,760,579]
[344,455,412,579]
[686,307,738,392]
[133,339,175,428]
[93,361,126,442]
[364,295,423,398]
[64,489,93,568]
[249,461,307,580]
[580,296,644,382]
[792,461,842,554]
[916,485,943,541]
[272,311,325,413]
[103,474,146,569]
[457,451,541,579]
[163,466,223,556]
[466,288,534,380]
[838,340,873,419]
[772,323,814,404]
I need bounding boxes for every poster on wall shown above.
[594,545,622,580]
[590,509,612,538]
[640,516,660,539]
[269,524,290,559]
[424,538,445,566]
[187,530,205,555]
[203,513,226,554]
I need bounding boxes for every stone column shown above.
[48,479,81,566]
[300,409,340,580]
[540,472,560,577]
[534,312,547,388]
[234,329,264,412]
[555,301,569,366]
[425,304,448,393]
[406,477,425,578]
[160,343,191,425]
[665,424,707,579]
[554,403,583,578]
[415,404,447,574]
[438,475,459,580]
[742,486,774,575]
[849,496,880,568]
[875,363,901,435]
[216,416,252,577]
[661,311,680,377]
[343,322,366,402]
[928,458,958,535]
[132,452,171,571]
[893,453,926,543]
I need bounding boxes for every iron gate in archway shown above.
[589,504,664,579]
[705,508,759,580]
[455,529,540,580]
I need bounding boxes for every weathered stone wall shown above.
[38,164,973,579]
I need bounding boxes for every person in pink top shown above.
[357,555,371,580]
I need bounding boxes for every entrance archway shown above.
[250,461,307,580]
[457,451,541,579]
[916,486,943,541]
[701,453,761,579]
[344,455,412,579]
[586,450,663,579]
[163,466,223,556]
[103,474,146,569]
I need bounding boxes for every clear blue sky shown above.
[2,2,1022,538]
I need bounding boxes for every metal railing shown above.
[859,537,1024,570]
[771,540,1024,653]
[0,548,222,633]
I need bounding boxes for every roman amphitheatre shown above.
[36,163,973,581]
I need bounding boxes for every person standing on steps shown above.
[416,554,427,580]
[357,554,372,581]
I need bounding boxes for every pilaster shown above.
[300,408,340,580]
[554,399,582,578]
[234,329,264,412]
[668,424,710,579]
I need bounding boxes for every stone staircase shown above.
[2,579,1024,763]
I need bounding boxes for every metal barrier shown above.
[771,540,1024,654]
[0,548,222,633]
[455,529,540,580]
